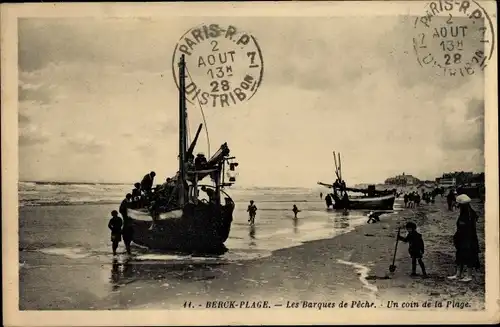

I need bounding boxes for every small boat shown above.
[125,55,239,253]
[341,193,396,210]
[318,151,395,211]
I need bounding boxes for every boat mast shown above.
[178,54,188,206]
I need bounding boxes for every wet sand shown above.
[19,196,485,310]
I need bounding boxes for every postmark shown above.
[413,0,495,77]
[172,24,264,108]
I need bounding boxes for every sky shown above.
[18,15,485,187]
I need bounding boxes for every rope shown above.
[185,65,211,158]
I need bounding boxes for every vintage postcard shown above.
[1,1,499,326]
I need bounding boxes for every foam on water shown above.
[38,247,90,259]
[337,259,378,300]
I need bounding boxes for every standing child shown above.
[398,222,428,278]
[247,200,257,225]
[108,210,123,256]
[292,204,301,219]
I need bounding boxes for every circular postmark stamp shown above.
[172,24,264,108]
[413,0,495,77]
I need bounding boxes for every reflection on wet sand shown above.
[249,225,256,246]
[110,257,135,291]
[109,256,230,289]
[333,214,350,229]
[293,217,298,234]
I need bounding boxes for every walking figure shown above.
[108,210,123,256]
[398,222,428,278]
[247,200,257,225]
[292,204,301,219]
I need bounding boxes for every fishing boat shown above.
[318,151,396,211]
[126,54,239,253]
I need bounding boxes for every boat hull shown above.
[128,202,234,253]
[332,194,396,210]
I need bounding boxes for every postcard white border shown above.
[2,1,499,325]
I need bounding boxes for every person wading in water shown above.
[247,200,257,225]
[325,193,333,208]
[108,210,123,256]
[448,194,480,282]
[292,204,301,219]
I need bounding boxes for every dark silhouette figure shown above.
[247,200,257,225]
[119,194,132,220]
[367,211,382,224]
[194,153,208,170]
[131,183,142,209]
[448,197,480,282]
[325,194,333,208]
[320,192,323,200]
[292,204,300,218]
[201,185,215,203]
[447,190,456,211]
[398,222,427,278]
[108,210,123,256]
[141,171,156,197]
[122,215,134,255]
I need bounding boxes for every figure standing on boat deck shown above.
[108,210,123,256]
[398,222,428,278]
[131,183,142,209]
[292,204,300,219]
[141,171,156,199]
[195,153,208,170]
[201,185,216,203]
[247,200,257,225]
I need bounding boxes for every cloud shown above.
[65,133,109,154]
[16,17,486,185]
[19,124,50,146]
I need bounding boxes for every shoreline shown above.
[242,197,485,309]
[18,197,485,310]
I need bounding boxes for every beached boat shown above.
[126,54,239,253]
[318,152,395,211]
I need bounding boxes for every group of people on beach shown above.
[107,171,164,256]
[246,200,301,226]
[394,191,480,282]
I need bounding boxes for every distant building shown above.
[436,171,483,188]
[384,172,420,186]
[435,177,456,188]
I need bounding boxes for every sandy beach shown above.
[19,191,485,311]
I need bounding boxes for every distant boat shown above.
[126,55,239,253]
[318,151,395,211]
